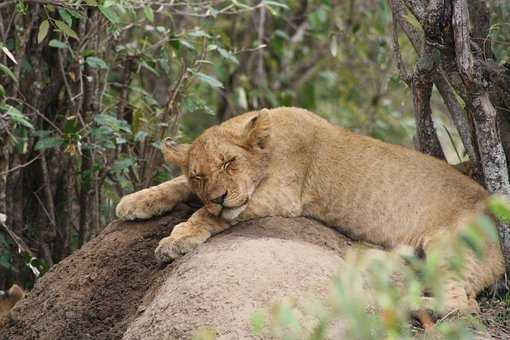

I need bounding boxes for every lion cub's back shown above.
[304,121,488,246]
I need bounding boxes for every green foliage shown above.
[247,201,510,339]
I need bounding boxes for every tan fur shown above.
[0,284,25,317]
[116,107,505,315]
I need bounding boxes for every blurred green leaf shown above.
[54,20,78,40]
[58,8,73,26]
[6,106,33,129]
[0,62,17,83]
[144,6,154,23]
[250,309,266,336]
[86,56,108,69]
[488,196,510,223]
[48,39,68,49]
[192,71,223,88]
[35,136,65,150]
[38,20,50,44]
[112,158,134,173]
[99,5,120,24]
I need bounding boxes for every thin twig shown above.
[58,49,75,104]
[0,155,40,176]
[0,220,34,258]
[390,15,411,84]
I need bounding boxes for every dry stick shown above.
[58,49,75,105]
[256,4,266,87]
[391,18,411,84]
[0,155,40,176]
[433,73,481,176]
[40,153,57,235]
[32,192,55,267]
[0,220,34,258]
[11,6,40,97]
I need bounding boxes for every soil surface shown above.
[0,205,353,339]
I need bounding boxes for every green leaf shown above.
[48,39,68,49]
[58,8,73,26]
[1,46,17,64]
[474,215,499,242]
[140,61,158,75]
[6,106,33,129]
[67,9,85,19]
[217,47,239,64]
[178,38,195,50]
[143,6,154,23]
[35,137,65,150]
[99,5,120,24]
[192,71,223,88]
[86,56,108,69]
[188,29,209,38]
[94,113,131,133]
[112,158,134,173]
[488,196,510,223]
[84,0,98,5]
[0,62,17,83]
[54,20,78,40]
[38,20,50,44]
[330,36,338,57]
[250,310,266,336]
[460,225,485,259]
[134,131,149,142]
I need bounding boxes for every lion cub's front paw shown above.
[154,223,211,264]
[116,194,155,221]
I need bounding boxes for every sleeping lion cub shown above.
[117,107,504,315]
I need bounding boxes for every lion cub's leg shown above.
[422,228,504,316]
[116,175,191,221]
[155,208,230,264]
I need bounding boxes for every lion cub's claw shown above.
[154,223,211,264]
[155,237,181,264]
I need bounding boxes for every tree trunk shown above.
[390,0,510,276]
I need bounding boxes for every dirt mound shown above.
[0,205,353,339]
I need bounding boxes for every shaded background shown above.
[0,0,509,291]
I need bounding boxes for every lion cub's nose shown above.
[211,192,227,205]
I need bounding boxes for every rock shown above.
[0,205,353,339]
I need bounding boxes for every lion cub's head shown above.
[163,109,271,220]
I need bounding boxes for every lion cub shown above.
[117,107,504,316]
[0,284,25,317]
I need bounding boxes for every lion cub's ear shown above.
[162,138,191,167]
[243,108,271,151]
